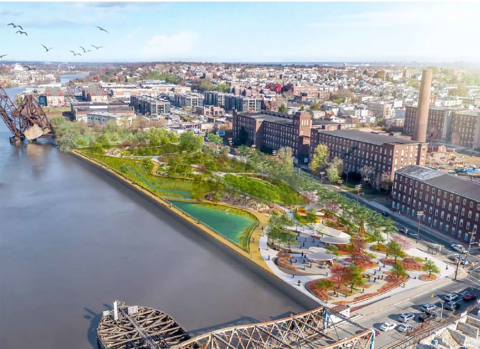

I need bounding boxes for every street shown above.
[356,266,480,348]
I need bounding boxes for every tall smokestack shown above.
[412,69,432,143]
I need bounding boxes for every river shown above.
[0,138,306,347]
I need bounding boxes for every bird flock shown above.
[1,23,109,61]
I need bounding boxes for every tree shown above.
[391,262,408,279]
[386,240,404,262]
[351,235,367,254]
[371,229,385,246]
[330,265,349,289]
[423,260,440,277]
[309,144,329,175]
[326,157,342,183]
[309,102,321,111]
[179,131,204,152]
[97,133,111,147]
[326,244,339,256]
[345,264,365,292]
[206,132,223,146]
[392,234,411,251]
[237,126,248,145]
[278,104,288,113]
[276,147,294,173]
[360,165,374,184]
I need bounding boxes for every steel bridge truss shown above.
[0,85,52,143]
[172,307,374,349]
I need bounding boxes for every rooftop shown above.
[316,130,420,145]
[396,165,480,202]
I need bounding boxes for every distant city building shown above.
[195,105,225,117]
[392,165,480,244]
[71,101,134,120]
[42,87,66,107]
[82,86,109,102]
[130,95,171,116]
[232,110,312,161]
[85,112,135,127]
[174,93,204,108]
[365,101,393,119]
[309,130,427,184]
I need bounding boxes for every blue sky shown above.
[1,2,479,63]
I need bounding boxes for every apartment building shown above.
[71,101,134,120]
[392,165,480,244]
[82,86,109,102]
[195,105,224,117]
[232,110,312,161]
[173,93,204,108]
[43,87,66,107]
[450,110,480,148]
[309,130,427,184]
[365,101,393,119]
[130,95,171,116]
[404,105,454,142]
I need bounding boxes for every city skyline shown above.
[1,2,480,63]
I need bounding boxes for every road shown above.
[357,266,480,348]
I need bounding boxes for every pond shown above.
[169,201,256,246]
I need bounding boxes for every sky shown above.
[1,2,480,63]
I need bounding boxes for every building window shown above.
[455,205,459,214]
[447,214,451,222]
[468,211,472,219]
[441,211,445,219]
[453,216,457,225]
[445,224,449,233]
[439,222,443,230]
[467,222,471,230]
[460,219,464,227]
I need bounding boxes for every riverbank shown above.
[71,150,320,310]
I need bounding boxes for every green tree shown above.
[237,126,249,145]
[326,157,343,183]
[346,264,365,292]
[276,147,294,174]
[97,133,111,147]
[179,132,204,152]
[278,104,288,113]
[423,260,440,277]
[386,240,404,262]
[309,102,321,111]
[206,132,223,146]
[371,229,385,247]
[309,144,329,175]
[391,262,408,279]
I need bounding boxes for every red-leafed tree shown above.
[330,265,349,289]
[393,234,411,251]
[351,234,367,254]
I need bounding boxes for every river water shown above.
[0,85,306,348]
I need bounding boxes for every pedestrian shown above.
[379,267,381,271]
[267,255,270,261]
[425,257,428,261]
[301,251,304,257]
[303,242,305,247]
[374,277,377,282]
[374,270,376,275]
[446,265,449,270]
[292,273,295,278]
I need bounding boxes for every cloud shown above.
[306,4,480,29]
[0,9,21,16]
[143,31,198,60]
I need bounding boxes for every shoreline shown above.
[71,149,319,310]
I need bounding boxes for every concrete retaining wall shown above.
[458,321,479,339]
[448,329,467,346]
[467,315,480,329]
[71,152,320,311]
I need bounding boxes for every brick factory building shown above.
[309,130,427,185]
[392,165,480,244]
[232,110,312,161]
[404,105,455,142]
[450,110,480,148]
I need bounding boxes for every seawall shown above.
[71,150,319,310]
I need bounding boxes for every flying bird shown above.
[23,65,36,71]
[95,26,109,33]
[79,46,86,53]
[42,45,53,52]
[0,54,7,59]
[8,23,22,30]
[91,45,104,50]
[16,30,28,36]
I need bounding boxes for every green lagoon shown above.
[169,201,256,248]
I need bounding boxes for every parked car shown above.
[420,304,436,312]
[458,290,469,298]
[444,293,459,302]
[407,231,419,238]
[445,301,460,311]
[397,324,414,333]
[463,293,477,302]
[381,211,390,217]
[418,311,437,322]
[399,227,408,235]
[451,244,467,254]
[398,313,415,323]
[380,322,397,332]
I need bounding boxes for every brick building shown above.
[309,130,427,184]
[392,165,480,244]
[43,87,66,107]
[450,110,480,148]
[195,105,225,117]
[404,105,454,142]
[232,110,312,161]
[365,101,393,119]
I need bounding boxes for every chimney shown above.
[412,69,432,143]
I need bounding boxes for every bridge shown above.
[97,301,375,349]
[0,85,52,144]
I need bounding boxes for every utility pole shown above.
[454,251,462,280]
[355,184,362,203]
[416,211,424,244]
